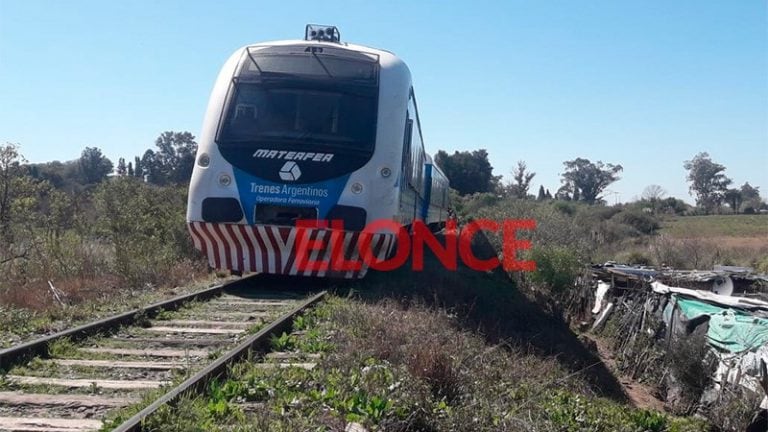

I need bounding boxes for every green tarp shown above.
[674,295,768,353]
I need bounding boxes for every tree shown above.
[116,158,127,176]
[741,182,760,201]
[25,160,79,191]
[740,182,762,213]
[683,152,731,214]
[434,149,501,195]
[505,160,536,199]
[152,131,198,184]
[78,147,113,184]
[140,150,158,184]
[723,188,742,214]
[658,197,689,215]
[555,184,572,201]
[642,184,666,213]
[572,187,581,202]
[0,143,24,241]
[560,158,623,204]
[642,184,666,202]
[537,185,546,201]
[127,162,134,177]
[134,156,143,179]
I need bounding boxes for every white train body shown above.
[187,27,449,278]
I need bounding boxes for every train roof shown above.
[242,39,402,65]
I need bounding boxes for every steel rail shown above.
[0,276,252,371]
[111,290,327,432]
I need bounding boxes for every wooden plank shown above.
[265,352,321,360]
[254,362,316,370]
[0,416,102,431]
[201,304,281,312]
[207,300,294,307]
[144,326,244,335]
[47,359,186,370]
[215,310,272,316]
[0,391,137,407]
[218,293,301,301]
[5,375,169,389]
[149,320,251,328]
[185,312,271,320]
[106,337,227,347]
[79,347,209,358]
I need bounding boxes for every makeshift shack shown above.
[589,263,768,418]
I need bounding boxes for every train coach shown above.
[186,25,450,278]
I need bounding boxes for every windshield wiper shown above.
[311,52,334,78]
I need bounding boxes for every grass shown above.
[661,214,768,238]
[133,296,706,431]
[0,273,232,349]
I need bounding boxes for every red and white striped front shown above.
[188,222,395,279]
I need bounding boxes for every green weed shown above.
[269,332,296,351]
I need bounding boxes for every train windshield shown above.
[219,85,376,150]
[218,46,379,152]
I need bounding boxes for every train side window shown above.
[407,90,426,193]
[402,115,413,187]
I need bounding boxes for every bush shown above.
[665,331,716,414]
[614,210,660,235]
[585,205,623,221]
[600,218,643,243]
[93,178,197,287]
[459,192,500,216]
[619,250,654,266]
[707,385,764,432]
[527,246,582,293]
[552,201,578,216]
[755,256,768,274]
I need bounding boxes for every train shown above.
[186,25,450,278]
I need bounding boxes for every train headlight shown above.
[380,167,392,178]
[198,153,210,167]
[351,182,363,194]
[218,174,232,187]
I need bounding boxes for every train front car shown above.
[187,26,412,278]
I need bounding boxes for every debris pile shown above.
[588,263,768,422]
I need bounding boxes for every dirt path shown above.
[584,334,666,412]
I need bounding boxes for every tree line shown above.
[435,149,765,214]
[24,131,198,191]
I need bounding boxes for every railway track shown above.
[0,276,326,432]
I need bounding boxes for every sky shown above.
[1,0,766,203]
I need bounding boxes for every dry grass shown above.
[661,215,768,238]
[328,298,571,403]
[0,259,211,348]
[0,275,119,310]
[0,259,206,310]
